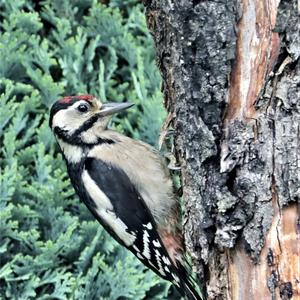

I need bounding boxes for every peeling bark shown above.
[224,0,280,121]
[144,0,299,299]
[228,203,299,300]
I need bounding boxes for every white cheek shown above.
[52,110,79,133]
[52,106,89,133]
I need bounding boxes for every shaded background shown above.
[0,1,179,299]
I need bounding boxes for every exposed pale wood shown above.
[225,0,280,121]
[228,203,299,300]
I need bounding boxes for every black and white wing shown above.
[78,157,202,300]
[81,157,179,281]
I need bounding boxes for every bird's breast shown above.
[87,137,177,226]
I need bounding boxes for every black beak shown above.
[99,102,134,117]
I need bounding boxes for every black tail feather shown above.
[180,277,203,300]
[174,261,203,300]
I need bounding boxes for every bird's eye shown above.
[77,104,89,113]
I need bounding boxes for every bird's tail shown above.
[160,229,203,299]
[176,262,204,300]
[179,276,203,300]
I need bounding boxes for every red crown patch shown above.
[59,94,95,104]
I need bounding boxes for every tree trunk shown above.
[143,0,299,299]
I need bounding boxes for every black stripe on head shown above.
[73,114,99,136]
[53,123,116,146]
[52,114,99,144]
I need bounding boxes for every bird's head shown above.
[49,95,133,146]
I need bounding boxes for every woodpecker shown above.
[49,95,202,300]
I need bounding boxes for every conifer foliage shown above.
[0,1,169,299]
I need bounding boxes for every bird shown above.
[49,94,202,300]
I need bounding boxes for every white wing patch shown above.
[82,170,135,247]
[136,252,144,260]
[143,222,153,230]
[155,249,166,276]
[133,245,140,253]
[153,239,161,248]
[162,256,171,266]
[82,170,113,210]
[172,273,180,283]
[97,209,136,247]
[142,230,151,259]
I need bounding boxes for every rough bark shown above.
[143,0,299,299]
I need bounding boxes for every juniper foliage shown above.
[0,1,172,299]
